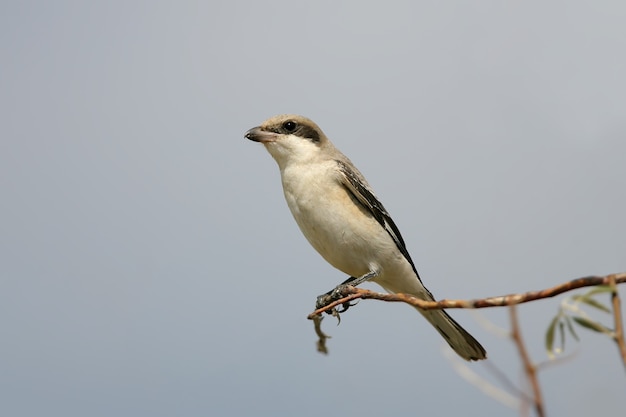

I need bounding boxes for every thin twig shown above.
[609,275,626,370]
[509,305,545,417]
[444,348,520,409]
[307,273,626,319]
[312,314,330,354]
[482,359,533,406]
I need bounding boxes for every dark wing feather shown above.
[335,160,422,281]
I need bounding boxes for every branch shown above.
[510,305,545,417]
[308,272,626,319]
[609,275,626,370]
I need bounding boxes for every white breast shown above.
[279,160,398,279]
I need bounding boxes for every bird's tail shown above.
[419,307,486,361]
[376,271,486,360]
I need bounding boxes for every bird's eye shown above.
[282,121,297,132]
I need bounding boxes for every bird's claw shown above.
[316,284,356,314]
[338,300,358,313]
[315,293,332,310]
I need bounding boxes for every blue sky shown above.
[2,2,626,416]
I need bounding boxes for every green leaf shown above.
[572,316,613,335]
[572,294,611,313]
[545,315,560,356]
[565,315,579,341]
[558,320,565,351]
[583,285,613,297]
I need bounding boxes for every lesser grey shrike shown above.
[245,114,486,361]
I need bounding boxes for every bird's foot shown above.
[315,284,357,312]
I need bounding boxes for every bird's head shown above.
[245,114,330,169]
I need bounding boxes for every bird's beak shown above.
[245,126,277,143]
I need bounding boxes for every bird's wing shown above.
[335,160,422,280]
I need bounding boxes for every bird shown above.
[245,114,486,361]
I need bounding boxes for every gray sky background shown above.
[2,1,626,416]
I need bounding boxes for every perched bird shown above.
[245,114,486,361]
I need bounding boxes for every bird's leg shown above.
[316,271,378,310]
[343,270,378,287]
